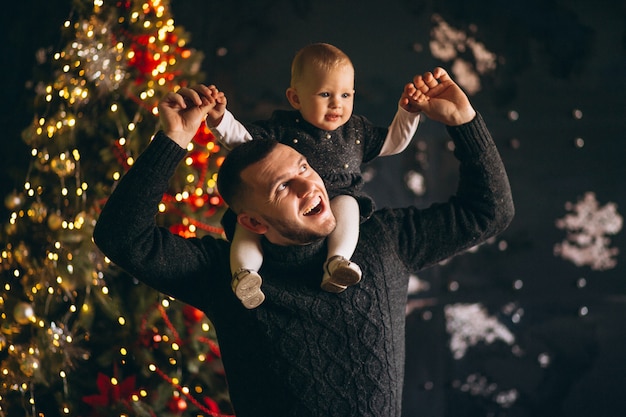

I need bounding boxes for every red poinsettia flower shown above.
[83,372,137,408]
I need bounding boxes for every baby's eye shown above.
[342,92,352,99]
[319,92,330,98]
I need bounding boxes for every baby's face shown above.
[290,63,355,132]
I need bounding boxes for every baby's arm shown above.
[207,109,254,150]
[200,85,253,150]
[378,82,430,156]
[378,106,421,156]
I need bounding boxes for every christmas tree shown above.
[0,0,233,416]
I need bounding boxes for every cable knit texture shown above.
[93,113,514,417]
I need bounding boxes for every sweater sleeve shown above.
[92,132,231,307]
[386,113,514,271]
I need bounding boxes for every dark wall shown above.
[176,2,626,416]
[168,3,625,414]
[1,1,71,218]
[4,0,626,416]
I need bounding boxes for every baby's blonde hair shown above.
[290,43,353,88]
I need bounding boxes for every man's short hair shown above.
[217,138,280,212]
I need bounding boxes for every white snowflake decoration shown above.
[445,303,515,359]
[404,170,426,196]
[456,373,519,408]
[429,14,497,94]
[554,192,623,270]
[408,274,430,294]
[405,274,435,315]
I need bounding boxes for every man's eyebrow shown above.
[267,155,307,194]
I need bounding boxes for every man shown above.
[93,67,514,417]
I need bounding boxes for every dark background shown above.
[3,0,625,416]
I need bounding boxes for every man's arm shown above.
[158,85,219,148]
[390,68,514,269]
[387,112,514,272]
[93,86,230,305]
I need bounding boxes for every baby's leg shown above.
[231,223,263,275]
[230,223,265,308]
[328,195,360,260]
[321,195,362,292]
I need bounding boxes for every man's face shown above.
[238,144,336,245]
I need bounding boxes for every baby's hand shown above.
[197,84,227,127]
[399,82,429,113]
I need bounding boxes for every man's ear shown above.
[237,213,269,235]
[285,87,301,109]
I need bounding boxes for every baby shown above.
[205,43,422,308]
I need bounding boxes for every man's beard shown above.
[264,213,336,245]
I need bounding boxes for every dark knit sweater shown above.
[93,113,514,417]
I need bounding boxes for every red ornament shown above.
[191,194,209,209]
[193,123,216,146]
[168,396,188,413]
[209,195,223,206]
[183,305,205,323]
[189,149,209,168]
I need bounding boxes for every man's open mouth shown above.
[303,197,323,216]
